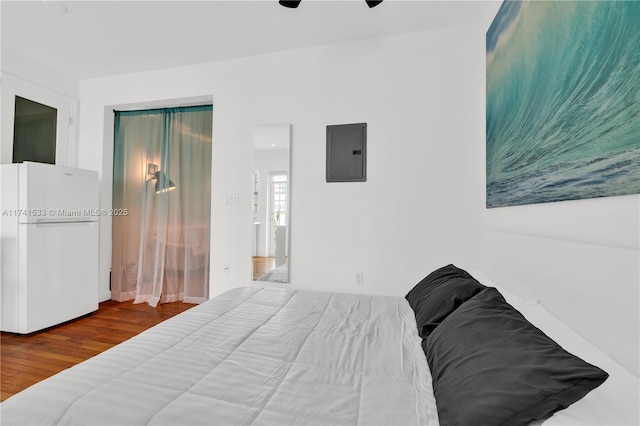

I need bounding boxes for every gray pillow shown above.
[425,287,608,426]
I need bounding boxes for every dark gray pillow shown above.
[425,287,608,426]
[405,264,485,338]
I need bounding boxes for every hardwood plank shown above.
[1,352,73,372]
[1,362,60,379]
[0,299,193,402]
[252,256,286,280]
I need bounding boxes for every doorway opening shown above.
[111,105,212,306]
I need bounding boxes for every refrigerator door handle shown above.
[30,218,97,225]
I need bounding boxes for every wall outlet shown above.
[355,272,363,286]
[224,264,231,275]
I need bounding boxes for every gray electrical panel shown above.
[326,123,367,183]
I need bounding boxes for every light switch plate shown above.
[225,194,239,206]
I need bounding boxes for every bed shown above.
[1,266,638,425]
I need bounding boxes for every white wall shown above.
[1,49,80,167]
[78,25,483,303]
[1,48,79,99]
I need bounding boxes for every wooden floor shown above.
[0,299,194,402]
[252,256,287,280]
[252,256,275,280]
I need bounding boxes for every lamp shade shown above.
[153,171,176,194]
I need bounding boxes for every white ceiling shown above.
[1,0,495,80]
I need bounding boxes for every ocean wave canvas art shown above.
[486,1,640,208]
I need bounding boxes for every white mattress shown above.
[0,287,439,425]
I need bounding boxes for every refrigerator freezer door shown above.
[19,162,99,224]
[18,220,99,333]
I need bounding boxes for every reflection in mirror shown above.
[251,124,290,283]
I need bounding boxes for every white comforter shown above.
[1,287,439,425]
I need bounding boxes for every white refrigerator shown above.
[0,162,99,333]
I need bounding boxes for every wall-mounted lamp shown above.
[153,172,176,194]
[147,163,176,194]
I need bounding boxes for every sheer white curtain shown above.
[112,105,212,306]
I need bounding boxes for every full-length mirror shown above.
[251,124,290,283]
